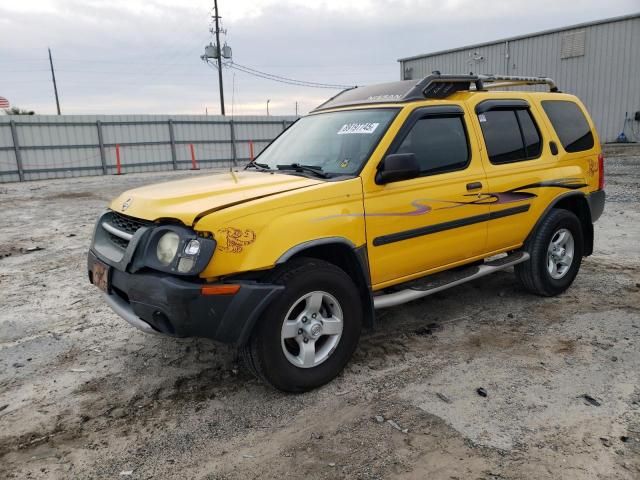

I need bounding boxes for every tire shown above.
[515,208,584,296]
[241,257,362,393]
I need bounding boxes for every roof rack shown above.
[311,72,559,112]
[407,72,559,98]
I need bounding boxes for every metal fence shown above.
[0,115,297,183]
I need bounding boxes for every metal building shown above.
[398,13,640,143]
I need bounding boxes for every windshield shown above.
[254,108,399,176]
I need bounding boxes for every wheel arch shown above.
[277,238,375,328]
[527,192,593,256]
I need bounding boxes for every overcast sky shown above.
[1,0,638,116]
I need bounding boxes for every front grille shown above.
[102,212,151,251]
[108,212,149,236]
[107,232,129,250]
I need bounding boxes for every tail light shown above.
[598,153,605,190]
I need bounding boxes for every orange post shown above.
[249,140,254,161]
[189,144,199,170]
[115,144,122,175]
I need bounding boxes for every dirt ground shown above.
[1,149,639,480]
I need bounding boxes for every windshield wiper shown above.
[276,163,330,178]
[245,161,271,171]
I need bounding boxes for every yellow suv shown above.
[88,73,605,392]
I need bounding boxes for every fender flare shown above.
[525,191,594,255]
[275,237,375,329]
[276,237,357,264]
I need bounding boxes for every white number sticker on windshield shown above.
[337,123,380,135]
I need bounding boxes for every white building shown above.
[398,14,640,143]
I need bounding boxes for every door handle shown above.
[466,181,483,191]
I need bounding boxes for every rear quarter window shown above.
[541,100,594,153]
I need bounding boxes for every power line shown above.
[230,62,354,88]
[227,62,355,89]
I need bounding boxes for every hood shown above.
[109,170,323,225]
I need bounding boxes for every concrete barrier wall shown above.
[0,115,296,183]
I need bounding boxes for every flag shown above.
[0,96,9,109]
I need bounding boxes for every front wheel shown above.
[241,258,362,393]
[515,208,584,296]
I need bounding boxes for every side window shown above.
[517,110,542,158]
[396,116,469,175]
[479,109,542,164]
[541,100,594,153]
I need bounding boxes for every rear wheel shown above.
[515,209,584,296]
[241,258,362,393]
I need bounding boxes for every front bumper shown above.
[88,250,283,345]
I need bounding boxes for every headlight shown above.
[177,256,195,273]
[156,232,180,265]
[138,225,216,276]
[184,239,201,256]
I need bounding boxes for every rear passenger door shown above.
[364,104,489,288]
[472,97,570,253]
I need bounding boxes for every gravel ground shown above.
[1,150,639,479]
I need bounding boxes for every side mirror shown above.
[376,153,420,184]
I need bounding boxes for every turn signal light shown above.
[201,284,241,296]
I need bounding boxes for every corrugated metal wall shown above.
[0,115,296,183]
[399,15,640,143]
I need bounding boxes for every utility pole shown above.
[266,99,270,116]
[48,48,61,115]
[213,0,225,116]
[295,101,298,117]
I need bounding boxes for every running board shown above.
[373,251,530,309]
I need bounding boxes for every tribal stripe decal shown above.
[360,199,432,217]
[318,177,587,221]
[367,178,587,246]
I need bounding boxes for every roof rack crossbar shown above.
[477,74,559,92]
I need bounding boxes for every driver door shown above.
[363,105,489,288]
